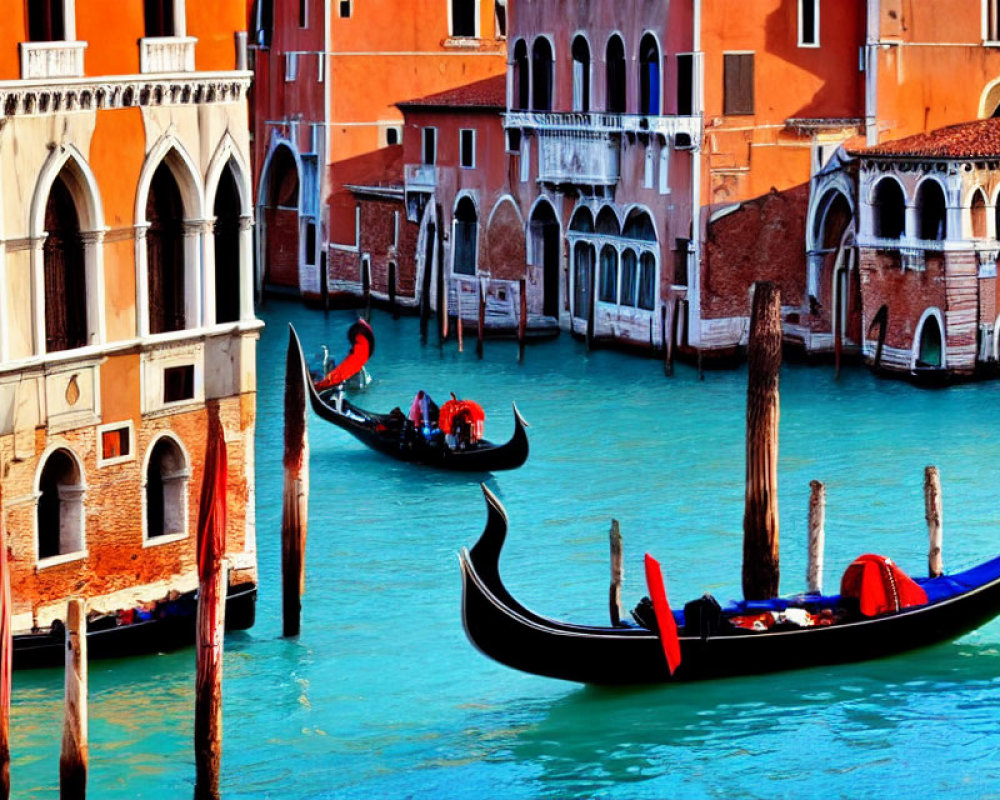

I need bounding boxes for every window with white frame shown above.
[145,436,189,542]
[451,0,476,37]
[97,421,135,468]
[285,52,298,82]
[460,129,476,168]
[988,0,1000,42]
[28,0,68,41]
[799,0,819,47]
[36,448,86,562]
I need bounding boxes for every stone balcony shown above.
[19,41,87,80]
[505,111,702,186]
[139,37,197,73]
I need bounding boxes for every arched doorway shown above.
[530,202,560,318]
[916,312,944,368]
[146,162,186,333]
[453,197,478,275]
[37,449,85,560]
[214,163,241,324]
[261,145,301,290]
[43,173,88,352]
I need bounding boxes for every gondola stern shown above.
[468,485,510,587]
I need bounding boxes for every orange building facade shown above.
[0,1,259,636]
[250,0,507,301]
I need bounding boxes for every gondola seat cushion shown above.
[840,554,928,617]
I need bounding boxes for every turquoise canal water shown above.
[11,299,1000,798]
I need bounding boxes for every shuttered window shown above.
[723,53,754,116]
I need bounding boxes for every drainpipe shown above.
[689,0,704,346]
[865,0,879,145]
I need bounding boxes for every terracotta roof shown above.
[396,75,506,111]
[851,117,1000,159]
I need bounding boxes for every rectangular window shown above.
[506,128,521,153]
[989,0,1000,41]
[422,127,437,165]
[494,0,506,38]
[304,220,316,265]
[144,0,175,37]
[339,0,351,17]
[673,238,690,286]
[285,52,298,82]
[385,126,401,146]
[299,0,308,27]
[460,129,476,168]
[659,146,670,195]
[451,0,476,37]
[723,53,754,115]
[644,147,655,189]
[29,0,66,41]
[799,0,819,46]
[163,365,195,404]
[676,54,693,115]
[98,421,135,467]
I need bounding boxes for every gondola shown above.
[13,582,257,669]
[459,485,1000,685]
[291,326,529,472]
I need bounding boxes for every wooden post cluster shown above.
[609,520,623,627]
[518,278,527,363]
[807,480,826,594]
[60,599,87,800]
[742,282,782,601]
[283,329,310,638]
[0,483,10,800]
[194,406,228,800]
[925,466,944,578]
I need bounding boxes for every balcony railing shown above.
[537,128,620,185]
[404,164,439,193]
[19,41,86,80]
[139,37,197,73]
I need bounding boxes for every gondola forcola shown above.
[289,325,529,472]
[458,485,1000,685]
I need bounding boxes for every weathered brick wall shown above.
[264,207,300,288]
[482,200,527,282]
[944,251,979,372]
[702,184,809,319]
[329,196,418,299]
[0,394,255,628]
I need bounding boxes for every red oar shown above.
[644,554,682,676]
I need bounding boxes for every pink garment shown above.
[408,391,427,424]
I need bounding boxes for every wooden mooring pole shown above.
[456,280,464,353]
[662,303,673,377]
[283,329,310,637]
[742,281,782,601]
[0,483,11,800]
[59,599,87,800]
[925,466,944,578]
[437,204,448,344]
[609,520,623,627]
[807,480,826,594]
[477,279,485,360]
[194,408,228,800]
[388,263,398,320]
[518,278,527,363]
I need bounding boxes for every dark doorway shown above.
[214,164,241,323]
[263,145,301,290]
[43,174,87,352]
[531,202,560,318]
[146,162,186,333]
[917,314,943,368]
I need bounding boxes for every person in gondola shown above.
[408,390,440,444]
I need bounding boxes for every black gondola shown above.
[459,485,1000,685]
[13,582,257,669]
[291,326,529,472]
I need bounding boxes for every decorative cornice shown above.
[0,71,251,118]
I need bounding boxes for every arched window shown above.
[43,173,88,352]
[599,245,618,302]
[214,163,241,324]
[595,206,620,237]
[639,34,660,115]
[623,210,657,242]
[916,180,947,241]
[262,145,301,291]
[532,38,553,111]
[572,36,591,113]
[37,449,85,560]
[513,40,529,111]
[451,0,475,37]
[145,436,189,540]
[569,206,594,234]
[144,0,176,37]
[146,162,186,333]
[872,178,905,239]
[453,198,478,275]
[620,249,638,307]
[971,189,988,239]
[638,252,656,310]
[573,242,595,320]
[606,35,626,113]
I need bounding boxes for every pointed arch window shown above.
[572,36,591,113]
[532,38,553,111]
[146,162,186,334]
[606,36,626,113]
[43,174,88,352]
[599,245,618,303]
[639,35,661,115]
[214,164,242,324]
[513,40,529,111]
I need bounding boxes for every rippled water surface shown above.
[11,299,1000,798]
